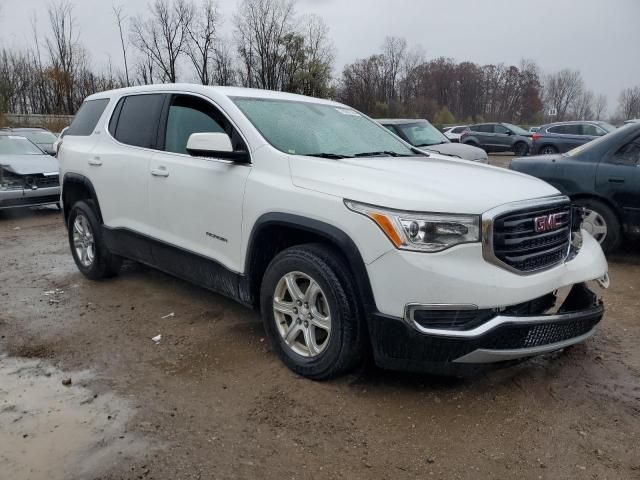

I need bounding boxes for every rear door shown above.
[97,93,166,235]
[596,133,640,226]
[147,93,251,273]
[492,124,512,151]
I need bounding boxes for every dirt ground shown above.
[1,158,639,479]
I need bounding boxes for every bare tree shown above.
[184,0,220,85]
[572,89,594,120]
[234,0,296,89]
[212,40,236,86]
[618,86,640,119]
[543,69,583,121]
[130,0,193,83]
[594,93,607,120]
[112,4,130,86]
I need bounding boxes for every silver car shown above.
[0,134,61,209]
[378,119,488,163]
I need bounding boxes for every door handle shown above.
[88,157,102,166]
[151,167,169,178]
[608,177,625,184]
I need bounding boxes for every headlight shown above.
[345,200,481,252]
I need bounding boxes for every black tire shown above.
[67,200,121,280]
[513,142,529,157]
[574,198,621,254]
[260,244,366,380]
[540,145,558,155]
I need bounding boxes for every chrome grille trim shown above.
[482,195,572,275]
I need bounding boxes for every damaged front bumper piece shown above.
[369,280,606,374]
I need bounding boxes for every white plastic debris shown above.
[151,335,162,343]
[161,312,175,319]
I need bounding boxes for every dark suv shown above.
[531,121,616,155]
[460,123,532,156]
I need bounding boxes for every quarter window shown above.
[494,125,510,134]
[67,99,109,136]
[110,94,165,149]
[581,124,604,136]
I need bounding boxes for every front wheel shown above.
[574,198,621,254]
[68,200,121,279]
[260,244,365,380]
[540,145,558,155]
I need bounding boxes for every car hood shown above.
[0,154,60,175]
[420,142,488,162]
[290,154,560,214]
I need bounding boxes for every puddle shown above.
[0,356,151,480]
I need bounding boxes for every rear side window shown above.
[110,94,165,149]
[549,124,580,135]
[494,125,510,134]
[66,99,109,136]
[581,124,605,136]
[471,125,490,133]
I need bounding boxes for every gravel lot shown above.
[1,157,639,479]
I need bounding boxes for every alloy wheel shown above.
[272,271,331,357]
[72,213,96,267]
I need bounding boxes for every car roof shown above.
[541,120,607,128]
[85,84,345,108]
[376,118,429,125]
[0,127,49,132]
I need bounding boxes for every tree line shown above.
[1,0,639,125]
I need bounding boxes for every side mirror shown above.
[186,132,249,163]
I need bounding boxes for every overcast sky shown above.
[1,0,639,109]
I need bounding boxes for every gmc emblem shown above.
[534,213,563,233]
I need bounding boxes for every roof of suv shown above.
[541,120,609,127]
[85,84,344,108]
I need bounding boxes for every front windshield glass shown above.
[395,122,450,147]
[0,136,44,155]
[503,123,529,135]
[20,130,57,144]
[232,97,415,158]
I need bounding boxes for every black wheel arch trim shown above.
[61,172,103,225]
[245,213,377,313]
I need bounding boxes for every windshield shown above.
[503,123,530,135]
[0,136,44,155]
[599,123,616,133]
[395,121,450,147]
[19,130,57,144]
[232,97,415,158]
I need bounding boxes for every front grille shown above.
[492,202,571,272]
[35,175,60,188]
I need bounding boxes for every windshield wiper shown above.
[353,151,409,158]
[303,153,354,159]
[416,142,446,147]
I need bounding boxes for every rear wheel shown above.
[260,244,365,380]
[513,142,529,156]
[68,200,121,279]
[574,198,621,254]
[540,145,558,155]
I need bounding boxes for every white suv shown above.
[58,84,608,379]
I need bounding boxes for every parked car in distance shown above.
[53,126,69,156]
[378,119,487,163]
[443,125,468,142]
[58,84,608,379]
[0,133,61,209]
[460,122,532,156]
[0,127,58,155]
[530,121,616,155]
[529,127,540,133]
[624,119,639,125]
[511,122,640,253]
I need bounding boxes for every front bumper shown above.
[0,186,61,209]
[368,282,604,374]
